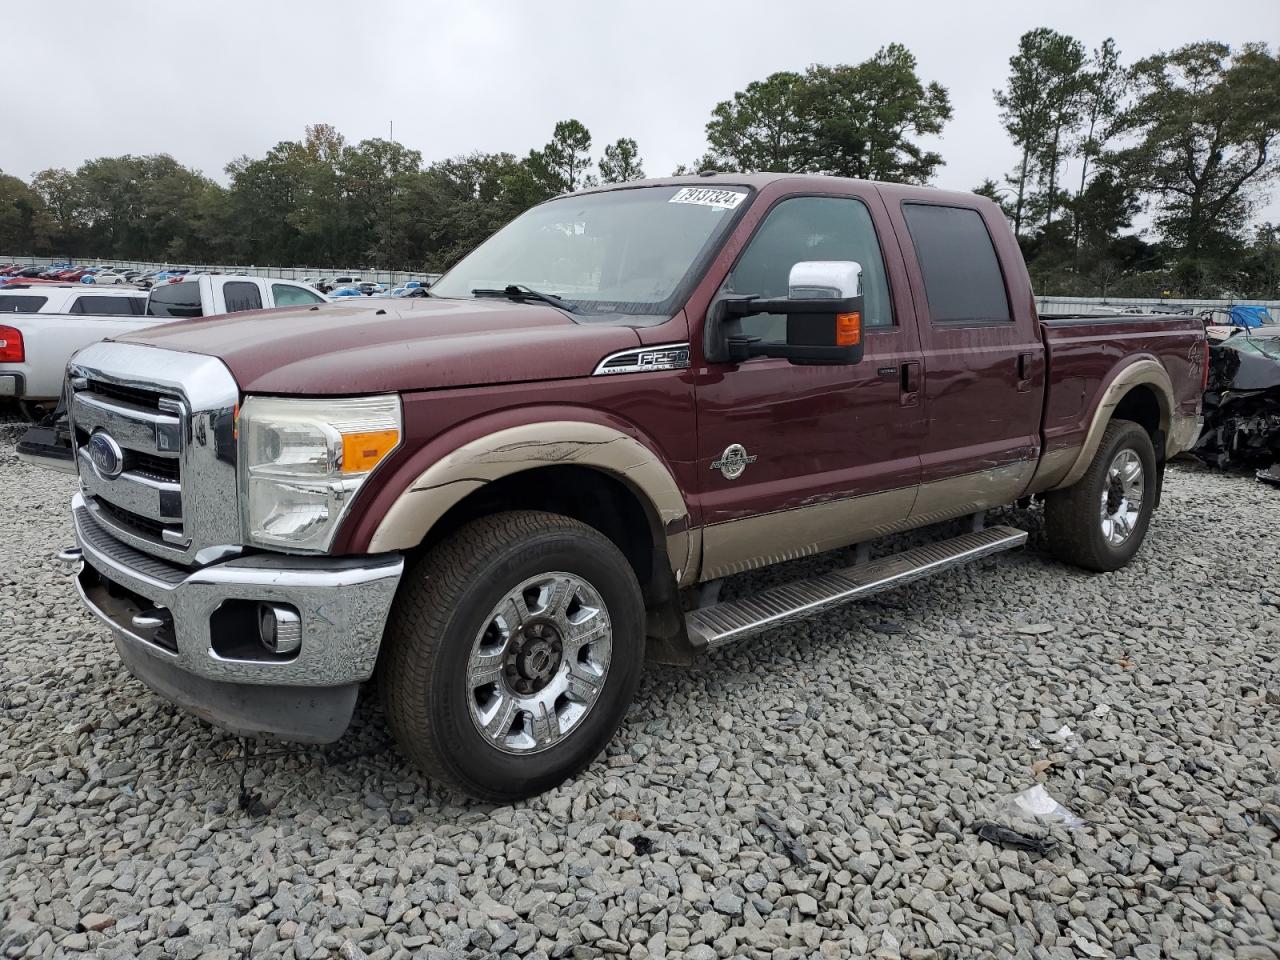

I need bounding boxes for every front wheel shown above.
[380,510,645,800]
[1044,419,1157,572]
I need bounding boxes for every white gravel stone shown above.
[0,412,1277,960]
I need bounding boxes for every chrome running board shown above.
[686,525,1027,650]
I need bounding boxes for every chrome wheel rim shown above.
[467,572,612,755]
[1100,449,1144,546]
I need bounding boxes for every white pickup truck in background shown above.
[0,275,328,408]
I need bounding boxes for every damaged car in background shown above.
[1193,322,1280,484]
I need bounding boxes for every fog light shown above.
[258,602,302,655]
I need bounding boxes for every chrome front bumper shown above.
[70,493,404,742]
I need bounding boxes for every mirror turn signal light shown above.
[835,312,861,347]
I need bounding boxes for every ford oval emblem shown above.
[87,431,125,480]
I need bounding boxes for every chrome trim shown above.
[68,341,241,566]
[72,392,177,455]
[77,450,183,523]
[73,494,403,686]
[19,449,78,475]
[592,343,691,376]
[687,526,1027,649]
[132,611,172,630]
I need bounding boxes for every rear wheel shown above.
[1044,419,1157,572]
[380,510,645,800]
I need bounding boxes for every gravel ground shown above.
[1,414,1278,960]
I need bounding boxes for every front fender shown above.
[350,418,696,585]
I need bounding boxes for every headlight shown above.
[238,395,401,552]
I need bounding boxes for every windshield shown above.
[430,184,750,316]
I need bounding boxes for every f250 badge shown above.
[711,443,757,480]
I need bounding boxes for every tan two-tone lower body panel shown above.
[697,461,1037,582]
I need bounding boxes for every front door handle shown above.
[900,361,920,407]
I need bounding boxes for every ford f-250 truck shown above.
[47,174,1206,800]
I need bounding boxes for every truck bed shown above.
[1038,311,1205,477]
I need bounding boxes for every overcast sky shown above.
[5,0,1279,228]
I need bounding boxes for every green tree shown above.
[973,178,1015,220]
[598,138,645,183]
[1073,39,1125,242]
[30,168,83,252]
[0,172,51,254]
[802,44,952,183]
[704,71,810,172]
[1110,42,1280,274]
[528,119,595,193]
[703,49,951,183]
[995,28,1087,237]
[338,138,424,266]
[417,152,552,270]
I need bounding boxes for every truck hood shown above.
[118,297,642,394]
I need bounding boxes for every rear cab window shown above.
[901,203,1012,324]
[147,281,203,319]
[0,295,48,313]
[69,296,145,316]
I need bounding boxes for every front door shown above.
[693,188,926,580]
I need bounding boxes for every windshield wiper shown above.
[471,284,582,314]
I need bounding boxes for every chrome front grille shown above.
[67,341,242,567]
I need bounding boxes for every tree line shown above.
[0,33,1276,297]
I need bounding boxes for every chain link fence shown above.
[5,255,1277,316]
[0,255,435,289]
[1036,295,1279,317]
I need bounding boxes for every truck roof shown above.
[576,171,986,209]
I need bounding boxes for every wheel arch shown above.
[367,420,698,589]
[1054,359,1173,491]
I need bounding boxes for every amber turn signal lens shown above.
[342,429,399,474]
[835,312,861,347]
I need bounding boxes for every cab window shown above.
[147,281,203,319]
[0,295,48,313]
[725,195,894,342]
[223,281,263,313]
[902,203,1012,324]
[69,295,145,316]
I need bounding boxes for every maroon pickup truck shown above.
[51,174,1205,799]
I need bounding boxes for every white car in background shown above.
[84,271,133,285]
[0,276,329,408]
[0,285,148,415]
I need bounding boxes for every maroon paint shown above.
[877,188,1045,487]
[114,174,1206,566]
[687,178,926,525]
[122,296,641,395]
[1040,318,1205,457]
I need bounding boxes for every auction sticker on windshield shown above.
[669,187,746,209]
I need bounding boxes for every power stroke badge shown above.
[711,443,757,480]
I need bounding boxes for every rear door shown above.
[888,200,1044,519]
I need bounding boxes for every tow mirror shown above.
[708,260,864,366]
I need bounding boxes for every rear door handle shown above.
[900,360,920,406]
[1017,352,1034,392]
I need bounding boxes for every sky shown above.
[5,0,1280,229]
